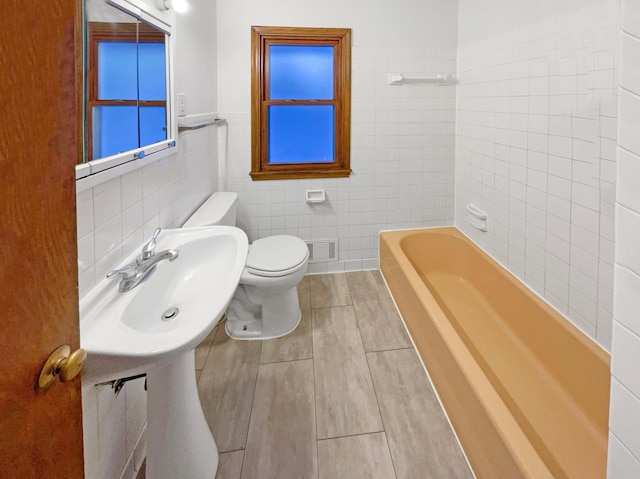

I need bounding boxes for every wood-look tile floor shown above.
[194,271,474,479]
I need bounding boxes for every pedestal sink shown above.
[80,226,248,479]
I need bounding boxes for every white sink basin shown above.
[80,226,248,384]
[80,225,248,479]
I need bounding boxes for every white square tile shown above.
[617,147,640,213]
[125,378,147,453]
[122,203,144,240]
[94,244,124,281]
[596,330,612,352]
[618,89,640,156]
[81,384,100,479]
[614,265,640,338]
[77,232,95,275]
[94,182,122,228]
[572,183,600,211]
[571,204,600,235]
[616,205,640,276]
[94,215,123,260]
[612,322,640,399]
[77,194,94,238]
[122,229,145,257]
[609,378,640,463]
[607,433,640,479]
[622,0,640,40]
[121,170,143,210]
[78,267,95,300]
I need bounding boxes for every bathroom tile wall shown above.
[76,128,218,298]
[608,0,640,475]
[455,0,619,350]
[216,0,459,273]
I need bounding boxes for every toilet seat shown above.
[245,235,309,278]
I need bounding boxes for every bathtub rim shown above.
[380,225,610,357]
[380,225,610,478]
[380,227,553,478]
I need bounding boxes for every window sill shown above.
[250,168,351,181]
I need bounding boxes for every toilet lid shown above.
[246,235,309,277]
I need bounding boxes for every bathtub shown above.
[380,227,610,479]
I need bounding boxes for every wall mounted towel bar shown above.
[388,72,457,86]
[178,118,226,132]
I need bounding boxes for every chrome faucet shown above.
[107,227,179,292]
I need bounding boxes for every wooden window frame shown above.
[86,22,166,162]
[251,26,352,180]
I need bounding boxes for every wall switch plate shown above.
[178,93,187,117]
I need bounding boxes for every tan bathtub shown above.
[380,227,610,479]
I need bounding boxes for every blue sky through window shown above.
[92,106,138,158]
[268,105,335,164]
[98,42,137,100]
[138,43,166,101]
[269,45,334,100]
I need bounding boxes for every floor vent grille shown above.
[306,239,338,263]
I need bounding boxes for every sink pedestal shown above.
[146,350,218,479]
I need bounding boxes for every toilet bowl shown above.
[183,192,309,340]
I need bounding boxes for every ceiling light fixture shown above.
[172,0,189,13]
[155,0,171,10]
[156,0,188,12]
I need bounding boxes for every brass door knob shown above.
[37,345,87,392]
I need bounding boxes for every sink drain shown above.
[162,307,180,321]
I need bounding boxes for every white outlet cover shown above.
[178,93,187,117]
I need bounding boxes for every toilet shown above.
[183,192,309,340]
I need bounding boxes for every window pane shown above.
[92,106,138,158]
[138,42,166,101]
[268,105,334,164]
[139,106,167,146]
[269,45,334,100]
[98,42,138,100]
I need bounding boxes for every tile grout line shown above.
[379,270,477,478]
[218,447,245,454]
[196,324,220,381]
[363,350,399,479]
[310,307,321,479]
[346,272,399,479]
[316,429,386,443]
[237,340,263,479]
[364,346,414,354]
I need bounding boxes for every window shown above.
[251,26,352,180]
[87,22,167,162]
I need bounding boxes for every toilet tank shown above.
[183,192,238,227]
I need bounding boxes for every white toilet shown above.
[183,192,309,340]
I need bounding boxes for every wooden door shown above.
[0,0,85,477]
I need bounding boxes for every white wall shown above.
[458,0,608,47]
[216,0,459,272]
[175,0,217,115]
[78,1,219,477]
[455,0,619,350]
[608,0,640,475]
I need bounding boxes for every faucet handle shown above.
[141,227,162,260]
[106,264,136,281]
